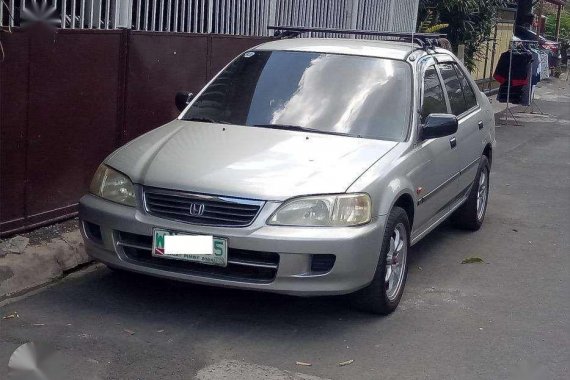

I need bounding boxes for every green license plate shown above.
[152,228,228,267]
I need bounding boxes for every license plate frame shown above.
[152,228,228,267]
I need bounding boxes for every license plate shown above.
[152,229,227,267]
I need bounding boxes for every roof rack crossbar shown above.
[267,25,446,48]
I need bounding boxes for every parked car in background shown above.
[79,35,496,315]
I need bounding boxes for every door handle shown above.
[450,137,457,149]
[478,121,484,130]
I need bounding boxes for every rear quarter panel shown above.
[477,91,497,151]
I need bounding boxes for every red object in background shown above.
[532,15,547,34]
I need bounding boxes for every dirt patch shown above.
[1,219,80,246]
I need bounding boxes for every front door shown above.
[410,63,460,236]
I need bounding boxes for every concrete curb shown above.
[0,229,91,300]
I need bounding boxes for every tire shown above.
[106,265,128,274]
[452,155,490,231]
[350,207,410,315]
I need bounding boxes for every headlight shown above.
[89,164,136,206]
[267,193,371,227]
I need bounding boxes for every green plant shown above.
[425,23,449,33]
[544,5,569,67]
[544,5,570,41]
[417,0,507,71]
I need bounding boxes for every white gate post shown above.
[115,0,133,28]
[350,0,359,37]
[268,0,277,32]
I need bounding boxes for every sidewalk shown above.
[0,219,89,300]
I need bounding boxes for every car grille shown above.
[144,187,264,227]
[116,231,279,283]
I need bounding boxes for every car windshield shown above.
[182,50,412,141]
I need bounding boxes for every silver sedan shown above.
[80,37,495,314]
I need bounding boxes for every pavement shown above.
[0,77,569,379]
[0,219,89,300]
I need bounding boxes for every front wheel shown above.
[350,207,410,315]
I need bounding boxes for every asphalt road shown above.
[1,79,569,380]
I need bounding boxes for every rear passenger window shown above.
[454,65,478,110]
[421,66,447,123]
[438,63,468,116]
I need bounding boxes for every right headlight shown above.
[267,193,372,227]
[89,164,136,207]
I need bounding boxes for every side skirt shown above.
[410,184,472,246]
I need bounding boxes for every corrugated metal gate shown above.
[1,0,419,34]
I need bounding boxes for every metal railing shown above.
[1,0,419,36]
[1,0,132,29]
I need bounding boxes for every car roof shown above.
[251,38,423,61]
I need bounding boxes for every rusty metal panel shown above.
[0,31,29,234]
[209,35,271,76]
[24,28,123,222]
[123,31,209,141]
[0,28,273,237]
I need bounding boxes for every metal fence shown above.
[1,0,419,35]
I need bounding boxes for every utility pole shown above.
[536,0,544,40]
[516,0,534,29]
[555,4,562,41]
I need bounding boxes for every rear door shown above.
[437,60,483,198]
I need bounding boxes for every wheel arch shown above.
[391,192,415,230]
[483,143,492,167]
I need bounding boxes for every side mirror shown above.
[421,114,458,139]
[175,91,194,111]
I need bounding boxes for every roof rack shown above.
[268,25,446,49]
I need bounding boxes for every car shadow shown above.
[56,220,471,332]
[407,219,473,268]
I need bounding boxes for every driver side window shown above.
[420,66,448,123]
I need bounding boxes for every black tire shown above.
[452,155,490,231]
[350,207,410,315]
[105,265,128,274]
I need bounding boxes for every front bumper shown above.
[79,194,385,296]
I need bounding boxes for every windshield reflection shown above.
[183,50,412,141]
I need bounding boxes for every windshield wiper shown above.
[252,124,353,137]
[184,116,230,124]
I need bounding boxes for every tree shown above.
[545,4,570,65]
[544,4,570,41]
[417,0,507,71]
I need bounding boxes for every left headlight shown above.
[89,164,136,207]
[267,193,372,227]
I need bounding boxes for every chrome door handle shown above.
[450,137,457,149]
[478,121,484,130]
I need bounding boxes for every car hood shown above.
[107,120,398,201]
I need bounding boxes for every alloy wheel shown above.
[385,223,407,301]
[476,168,489,221]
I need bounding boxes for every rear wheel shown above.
[452,155,490,230]
[350,207,410,315]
